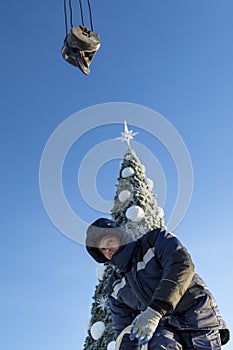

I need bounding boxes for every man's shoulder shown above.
[136,227,177,256]
[140,227,177,243]
[138,227,164,244]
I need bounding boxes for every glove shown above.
[130,307,162,345]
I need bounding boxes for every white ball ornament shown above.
[118,190,131,202]
[90,321,105,340]
[157,206,164,218]
[141,164,146,173]
[107,340,116,350]
[122,167,134,178]
[146,178,154,190]
[96,264,106,281]
[126,205,145,222]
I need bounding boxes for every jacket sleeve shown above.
[108,294,140,350]
[150,229,195,312]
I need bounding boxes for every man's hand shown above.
[130,307,162,345]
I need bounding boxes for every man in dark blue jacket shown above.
[86,218,230,349]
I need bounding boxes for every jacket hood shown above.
[85,218,132,263]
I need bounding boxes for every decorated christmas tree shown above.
[83,122,165,350]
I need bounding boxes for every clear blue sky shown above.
[1,1,233,349]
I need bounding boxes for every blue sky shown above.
[1,1,233,349]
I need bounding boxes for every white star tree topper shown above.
[116,121,139,148]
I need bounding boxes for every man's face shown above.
[98,235,120,260]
